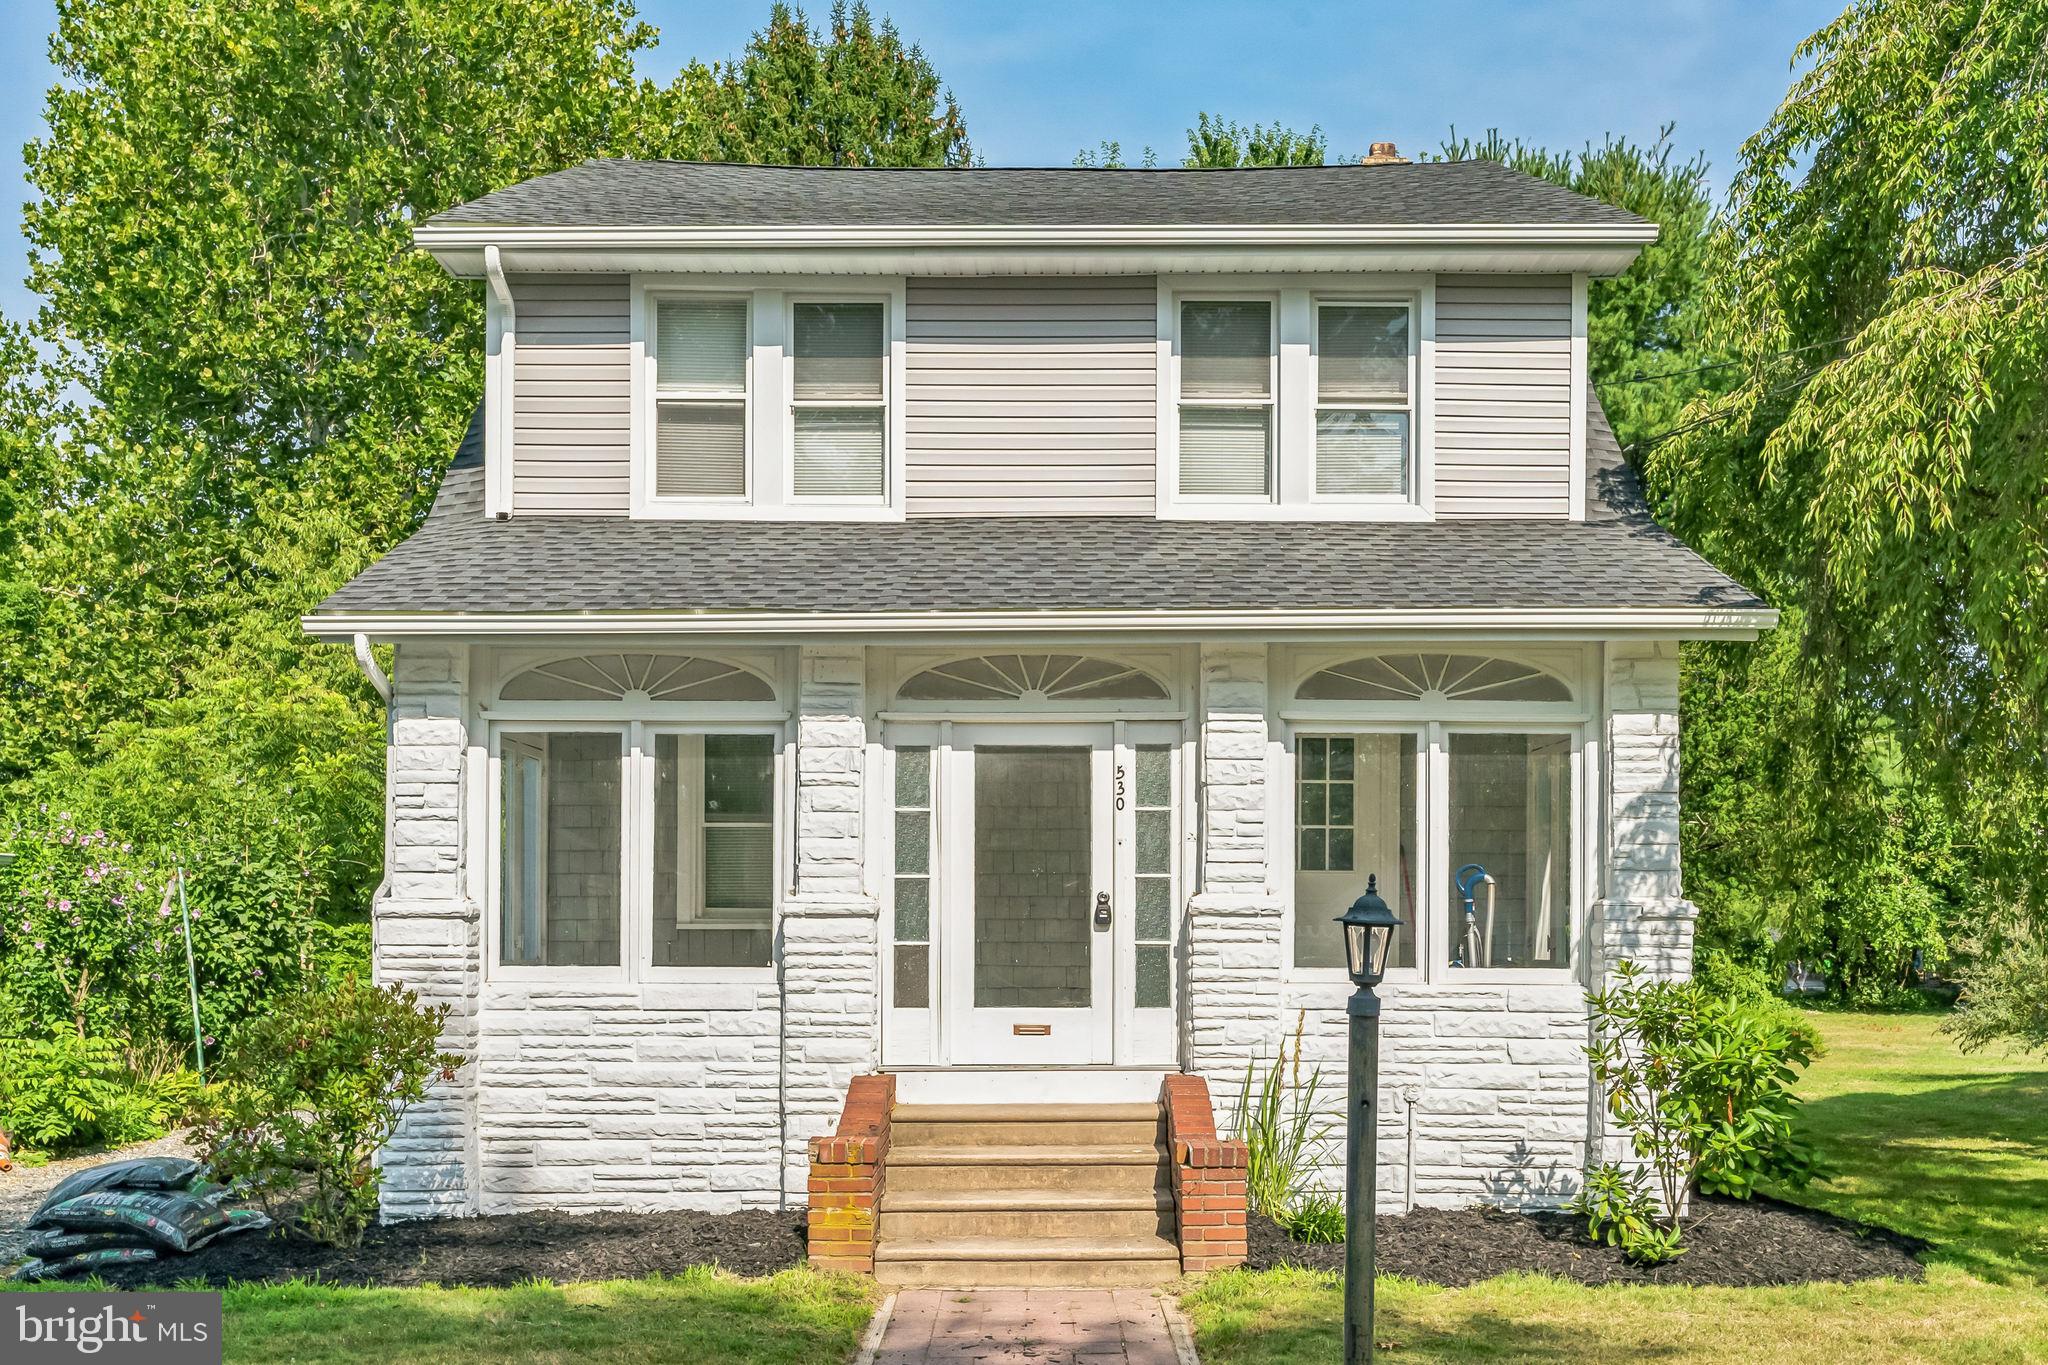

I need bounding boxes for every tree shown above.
[1183,114,1326,168]
[665,3,971,167]
[1436,127,1717,449]
[1638,0,2048,1037]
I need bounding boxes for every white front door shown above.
[941,723,1115,1064]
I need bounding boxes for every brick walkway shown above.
[871,1289,1185,1364]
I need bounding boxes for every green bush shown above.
[0,1029,200,1155]
[1228,1013,1335,1223]
[195,977,461,1246]
[1572,1162,1685,1265]
[1693,946,1780,1004]
[1584,963,1823,1253]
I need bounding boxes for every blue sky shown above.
[0,1,1833,328]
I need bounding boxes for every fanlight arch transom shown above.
[1299,653,1571,704]
[498,653,775,703]
[897,653,1170,704]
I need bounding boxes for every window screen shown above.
[1178,301,1272,498]
[654,298,748,498]
[791,301,886,499]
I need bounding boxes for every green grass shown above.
[17,1267,875,1365]
[1183,1009,2048,1363]
[1761,1009,2048,1284]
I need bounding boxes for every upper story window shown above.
[1315,303,1412,498]
[1177,300,1275,498]
[655,298,750,499]
[1162,281,1426,519]
[635,280,903,520]
[791,301,887,500]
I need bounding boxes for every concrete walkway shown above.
[870,1288,1189,1364]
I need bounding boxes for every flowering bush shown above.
[0,807,326,1050]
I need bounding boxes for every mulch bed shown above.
[1247,1195,1928,1287]
[69,1207,810,1291]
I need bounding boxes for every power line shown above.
[1612,333,1853,387]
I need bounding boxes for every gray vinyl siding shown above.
[1433,274,1573,519]
[905,277,1157,516]
[512,273,631,515]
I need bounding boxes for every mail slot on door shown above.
[1012,1024,1051,1036]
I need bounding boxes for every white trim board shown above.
[311,605,1778,642]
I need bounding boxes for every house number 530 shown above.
[1115,765,1127,811]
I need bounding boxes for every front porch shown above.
[367,634,1693,1237]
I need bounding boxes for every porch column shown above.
[1186,645,1286,1092]
[374,641,482,1219]
[1589,640,1695,1177]
[1591,640,1695,987]
[781,644,882,1203]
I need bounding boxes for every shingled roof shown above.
[312,394,1762,624]
[425,159,1652,232]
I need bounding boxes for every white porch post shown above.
[1186,644,1285,1095]
[374,641,482,1219]
[780,644,882,1201]
[1589,639,1695,1176]
[1591,640,1695,986]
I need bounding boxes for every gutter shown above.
[416,221,1661,251]
[308,605,1779,643]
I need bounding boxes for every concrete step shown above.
[890,1103,1165,1149]
[881,1188,1175,1240]
[873,1233,1183,1288]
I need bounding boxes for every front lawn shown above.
[1183,1009,2048,1363]
[55,1267,876,1365]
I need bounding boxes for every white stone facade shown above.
[370,638,1689,1220]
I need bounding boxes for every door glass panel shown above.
[892,746,933,1008]
[1448,733,1572,969]
[973,746,1091,1009]
[1132,743,1176,1011]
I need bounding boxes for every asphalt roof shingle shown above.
[426,159,1651,232]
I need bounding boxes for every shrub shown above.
[195,977,461,1246]
[1228,1012,1334,1222]
[1693,946,1780,1004]
[0,1029,200,1156]
[1947,925,2048,1055]
[1584,962,1823,1248]
[1572,1162,1684,1265]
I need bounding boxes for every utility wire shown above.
[1611,333,1853,387]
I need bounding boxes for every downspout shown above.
[483,245,515,519]
[354,633,393,705]
[353,635,396,976]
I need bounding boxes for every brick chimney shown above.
[1361,141,1409,165]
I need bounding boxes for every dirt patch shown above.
[11,1206,809,1290]
[1246,1195,1927,1287]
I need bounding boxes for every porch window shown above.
[652,733,775,968]
[499,731,623,967]
[791,300,887,499]
[1446,733,1571,970]
[1177,300,1274,497]
[1293,734,1417,972]
[892,745,933,1008]
[653,297,749,499]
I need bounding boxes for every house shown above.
[306,153,1772,1285]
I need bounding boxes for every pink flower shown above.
[57,900,70,912]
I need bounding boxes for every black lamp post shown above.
[1336,875,1402,1365]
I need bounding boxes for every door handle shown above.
[1093,891,1112,929]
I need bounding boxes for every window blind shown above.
[656,403,746,497]
[656,299,747,392]
[793,408,886,498]
[1178,406,1271,497]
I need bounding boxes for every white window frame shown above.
[644,290,753,506]
[1158,273,1435,520]
[629,274,907,521]
[1310,297,1417,506]
[784,292,895,507]
[640,723,786,982]
[1169,292,1280,505]
[1277,644,1593,986]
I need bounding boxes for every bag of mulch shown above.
[182,1176,238,1206]
[187,1207,272,1250]
[10,1247,160,1282]
[30,1156,205,1225]
[24,1229,154,1258]
[37,1188,232,1254]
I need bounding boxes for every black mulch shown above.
[72,1208,810,1291]
[1247,1195,1928,1287]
